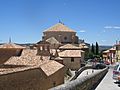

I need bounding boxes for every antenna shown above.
[58,19,64,25]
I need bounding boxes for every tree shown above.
[96,42,99,55]
[91,43,95,54]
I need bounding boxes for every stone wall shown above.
[70,66,93,81]
[0,67,64,90]
[0,49,22,64]
[49,67,108,90]
[44,32,76,43]
[63,57,81,70]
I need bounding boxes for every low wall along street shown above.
[49,67,108,90]
[70,65,93,81]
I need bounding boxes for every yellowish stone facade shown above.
[43,23,78,44]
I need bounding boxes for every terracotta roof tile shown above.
[46,37,60,44]
[103,50,109,53]
[109,47,116,51]
[59,44,81,50]
[79,43,89,49]
[44,23,76,33]
[40,60,64,76]
[0,49,64,76]
[0,43,25,49]
[59,50,84,57]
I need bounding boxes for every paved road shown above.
[96,66,120,90]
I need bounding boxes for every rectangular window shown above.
[71,57,74,62]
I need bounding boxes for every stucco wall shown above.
[0,67,64,90]
[116,50,120,60]
[63,57,81,70]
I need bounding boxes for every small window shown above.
[71,57,74,62]
[64,37,67,40]
[53,81,56,87]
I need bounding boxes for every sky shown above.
[0,0,120,45]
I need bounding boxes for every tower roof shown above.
[44,23,76,33]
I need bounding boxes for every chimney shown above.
[40,55,43,60]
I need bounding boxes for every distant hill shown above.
[99,45,112,51]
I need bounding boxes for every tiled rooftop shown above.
[44,23,76,33]
[103,47,116,53]
[0,49,64,76]
[109,47,116,51]
[59,50,84,58]
[46,37,60,44]
[59,44,81,50]
[40,60,64,76]
[79,43,89,49]
[103,50,109,53]
[0,43,25,49]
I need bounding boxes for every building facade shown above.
[43,23,78,44]
[59,49,84,70]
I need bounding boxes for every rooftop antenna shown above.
[58,19,64,25]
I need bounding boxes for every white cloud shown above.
[79,30,86,33]
[104,25,120,29]
[113,26,120,29]
[101,40,106,42]
[104,26,112,29]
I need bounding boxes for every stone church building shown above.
[42,22,78,44]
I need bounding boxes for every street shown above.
[96,65,120,90]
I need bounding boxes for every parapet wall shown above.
[70,65,92,81]
[49,67,108,90]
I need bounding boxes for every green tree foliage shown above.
[96,42,99,55]
[91,43,95,54]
